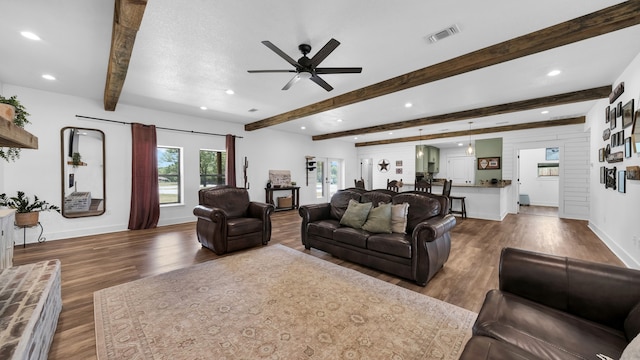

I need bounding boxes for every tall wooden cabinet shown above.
[0,209,16,269]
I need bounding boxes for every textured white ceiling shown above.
[1,0,639,146]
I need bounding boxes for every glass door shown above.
[315,158,343,202]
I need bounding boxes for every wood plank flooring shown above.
[13,211,622,360]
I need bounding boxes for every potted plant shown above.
[0,95,31,162]
[72,152,82,167]
[1,191,60,227]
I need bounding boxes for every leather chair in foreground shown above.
[460,247,640,359]
[193,186,274,255]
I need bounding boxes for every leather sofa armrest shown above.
[193,205,228,223]
[299,203,331,223]
[413,214,457,242]
[248,201,275,220]
[499,247,640,331]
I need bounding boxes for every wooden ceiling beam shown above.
[244,1,640,131]
[103,0,148,111]
[354,117,585,147]
[313,85,610,141]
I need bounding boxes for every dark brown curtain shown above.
[128,123,160,230]
[226,134,236,187]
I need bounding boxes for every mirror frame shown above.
[60,127,106,218]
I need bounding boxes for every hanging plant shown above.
[72,152,82,167]
[0,95,31,162]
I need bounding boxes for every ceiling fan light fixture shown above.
[298,72,312,80]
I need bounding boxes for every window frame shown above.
[199,148,226,188]
[157,146,183,206]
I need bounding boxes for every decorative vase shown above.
[0,103,16,122]
[15,212,39,227]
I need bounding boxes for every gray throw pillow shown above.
[391,202,410,234]
[339,200,372,229]
[362,202,392,233]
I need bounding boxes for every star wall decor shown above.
[378,159,390,173]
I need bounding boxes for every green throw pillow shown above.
[391,202,410,234]
[362,202,392,233]
[340,200,372,229]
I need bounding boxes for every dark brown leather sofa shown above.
[193,186,274,255]
[299,189,456,286]
[460,247,640,359]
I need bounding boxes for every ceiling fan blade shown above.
[248,70,297,73]
[282,74,302,90]
[261,41,300,68]
[315,67,362,74]
[310,74,334,92]
[310,38,340,67]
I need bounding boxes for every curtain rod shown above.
[75,115,243,138]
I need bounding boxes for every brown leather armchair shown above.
[193,186,274,255]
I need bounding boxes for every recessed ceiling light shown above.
[541,110,549,114]
[42,74,55,80]
[20,31,40,41]
[301,126,306,130]
[547,70,561,77]
[404,103,412,108]
[389,132,393,135]
[200,106,207,110]
[225,89,234,95]
[337,119,343,122]
[458,143,463,146]
[354,137,358,140]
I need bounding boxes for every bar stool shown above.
[449,195,467,219]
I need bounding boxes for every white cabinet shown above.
[449,156,475,184]
[0,209,16,269]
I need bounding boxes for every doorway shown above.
[517,147,560,217]
[360,158,373,190]
[315,158,343,202]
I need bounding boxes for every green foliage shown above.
[0,191,60,213]
[158,148,180,175]
[72,152,82,167]
[0,95,31,162]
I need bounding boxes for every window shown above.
[199,149,226,187]
[157,146,182,204]
[537,163,559,176]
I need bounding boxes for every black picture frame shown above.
[618,170,626,193]
[599,148,605,162]
[610,109,617,129]
[622,99,635,129]
[605,167,617,190]
[477,157,500,170]
[625,137,632,158]
[617,101,623,116]
[600,166,606,184]
[605,106,610,123]
[603,128,611,140]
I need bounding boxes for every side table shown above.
[265,186,300,212]
[14,221,45,248]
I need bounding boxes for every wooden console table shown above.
[265,186,300,212]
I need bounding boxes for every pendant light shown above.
[466,122,474,155]
[416,129,424,158]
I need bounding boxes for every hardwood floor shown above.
[13,211,622,360]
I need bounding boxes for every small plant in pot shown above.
[0,95,31,162]
[1,191,61,227]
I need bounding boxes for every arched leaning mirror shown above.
[60,127,106,218]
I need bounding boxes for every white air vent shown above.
[426,24,460,44]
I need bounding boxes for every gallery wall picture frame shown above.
[618,170,626,193]
[610,110,617,129]
[603,128,611,140]
[622,99,635,128]
[627,166,640,180]
[396,168,403,174]
[395,160,403,167]
[599,148,605,162]
[605,167,617,190]
[625,137,632,158]
[617,101,623,116]
[605,106,610,123]
[600,166,606,184]
[545,147,559,160]
[478,157,500,170]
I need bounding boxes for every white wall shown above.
[587,51,640,269]
[519,148,559,207]
[0,84,357,243]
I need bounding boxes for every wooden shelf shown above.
[0,115,38,149]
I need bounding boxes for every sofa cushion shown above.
[330,191,361,220]
[308,219,340,239]
[474,289,627,360]
[367,233,411,258]
[621,333,640,360]
[340,200,372,229]
[361,191,393,207]
[333,227,370,248]
[393,193,441,233]
[459,336,538,360]
[227,217,263,236]
[362,202,392,233]
[391,202,410,234]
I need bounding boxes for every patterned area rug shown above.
[94,244,476,359]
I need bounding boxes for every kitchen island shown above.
[431,180,513,221]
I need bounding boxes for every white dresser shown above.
[0,209,16,269]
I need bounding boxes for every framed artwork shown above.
[602,128,611,140]
[545,147,559,160]
[395,160,403,167]
[605,106,610,123]
[396,168,403,174]
[610,109,617,129]
[478,157,500,170]
[618,170,626,193]
[605,167,617,190]
[625,137,632,158]
[617,101,623,116]
[622,99,635,128]
[600,166,606,184]
[378,159,390,173]
[599,148,605,162]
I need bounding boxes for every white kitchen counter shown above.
[431,183,512,221]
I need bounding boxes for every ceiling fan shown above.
[248,38,362,91]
